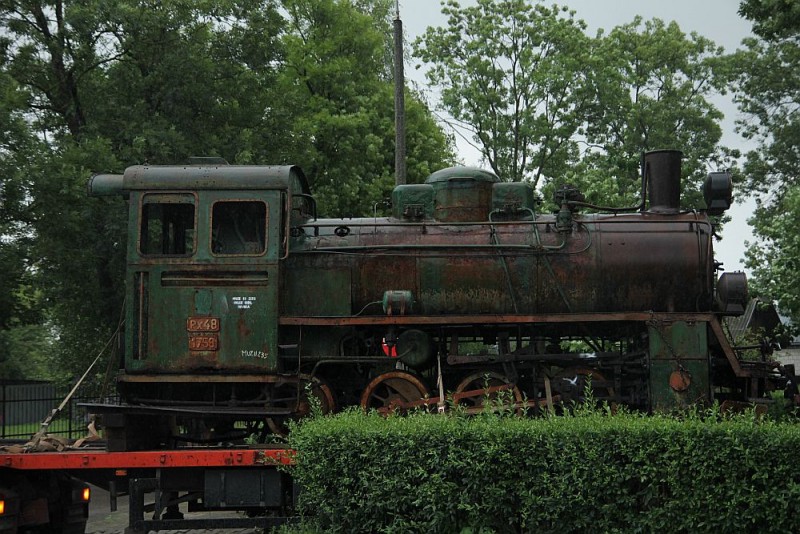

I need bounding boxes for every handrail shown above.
[281,191,291,260]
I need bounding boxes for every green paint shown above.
[491,182,537,214]
[194,289,213,315]
[392,184,435,220]
[648,321,710,410]
[425,166,499,222]
[124,182,287,373]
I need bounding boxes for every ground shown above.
[86,486,262,534]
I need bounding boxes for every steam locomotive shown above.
[87,150,785,450]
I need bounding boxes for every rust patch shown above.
[669,369,692,392]
[237,314,252,337]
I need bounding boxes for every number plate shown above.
[189,335,219,351]
[187,317,220,332]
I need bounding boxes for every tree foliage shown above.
[0,50,49,379]
[734,40,799,199]
[0,68,37,331]
[569,17,734,209]
[414,1,734,213]
[746,190,800,320]
[414,0,590,187]
[733,1,800,321]
[739,0,800,40]
[280,0,452,216]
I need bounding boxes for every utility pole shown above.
[393,0,407,185]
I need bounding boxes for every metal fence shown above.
[0,380,106,440]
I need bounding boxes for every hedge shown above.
[286,408,800,533]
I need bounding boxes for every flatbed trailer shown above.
[0,445,296,534]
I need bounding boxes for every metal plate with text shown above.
[188,335,219,351]
[186,317,220,332]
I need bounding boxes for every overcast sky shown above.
[399,0,756,273]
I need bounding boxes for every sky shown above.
[399,0,756,274]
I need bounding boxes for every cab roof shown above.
[88,165,311,197]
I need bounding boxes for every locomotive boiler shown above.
[86,150,782,450]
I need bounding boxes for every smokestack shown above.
[644,150,682,213]
[394,1,406,185]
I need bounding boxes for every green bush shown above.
[287,408,800,533]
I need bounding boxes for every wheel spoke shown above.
[454,372,522,413]
[360,371,430,412]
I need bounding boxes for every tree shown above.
[0,68,36,332]
[563,17,735,209]
[745,190,800,321]
[734,40,799,199]
[87,1,288,164]
[413,0,590,186]
[413,1,734,214]
[278,0,453,216]
[0,56,50,380]
[733,1,800,321]
[739,0,800,40]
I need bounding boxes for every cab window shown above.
[139,194,195,256]
[211,200,267,255]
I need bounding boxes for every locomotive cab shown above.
[88,164,313,448]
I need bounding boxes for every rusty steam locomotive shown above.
[87,150,784,450]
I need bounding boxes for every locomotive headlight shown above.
[716,272,748,315]
[703,171,733,215]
